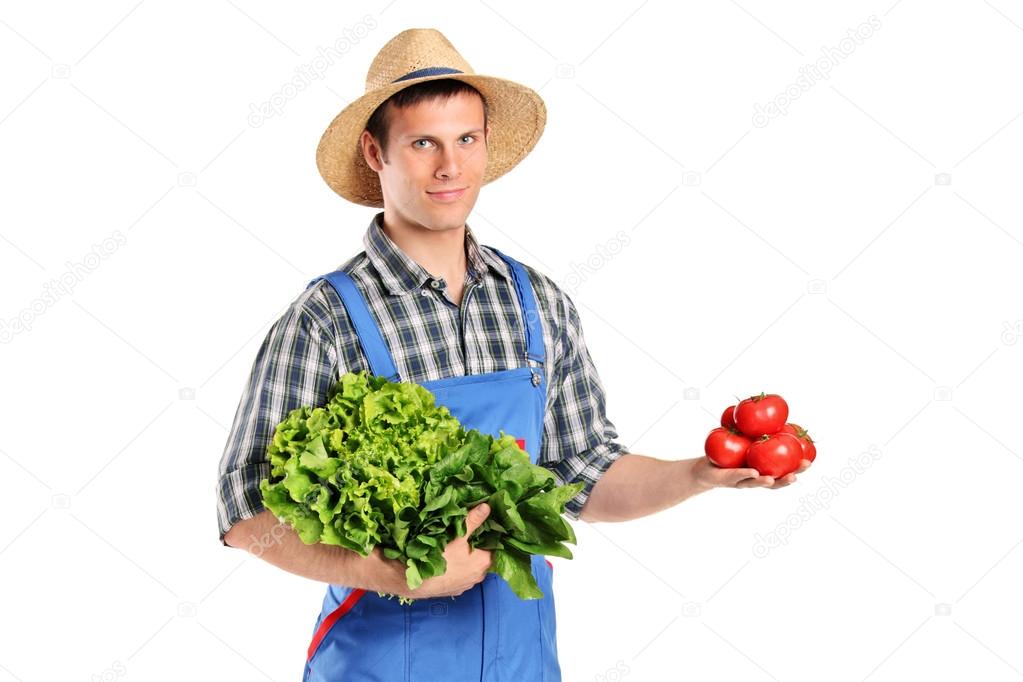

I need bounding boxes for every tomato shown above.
[720,405,737,429]
[733,393,788,438]
[780,423,816,463]
[704,427,752,468]
[746,433,803,478]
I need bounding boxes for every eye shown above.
[412,139,434,149]
[460,135,476,144]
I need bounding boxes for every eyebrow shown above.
[402,128,485,140]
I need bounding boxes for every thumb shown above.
[464,502,491,534]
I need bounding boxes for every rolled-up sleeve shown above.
[539,288,629,520]
[215,293,338,545]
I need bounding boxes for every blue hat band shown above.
[391,66,464,83]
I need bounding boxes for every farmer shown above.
[216,27,810,681]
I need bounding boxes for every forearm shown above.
[224,509,405,592]
[579,454,712,523]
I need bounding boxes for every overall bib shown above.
[302,248,562,682]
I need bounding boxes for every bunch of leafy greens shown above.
[259,370,584,604]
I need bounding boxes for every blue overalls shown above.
[302,247,562,682]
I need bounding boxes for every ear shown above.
[360,130,384,171]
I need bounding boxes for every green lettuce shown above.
[259,370,584,604]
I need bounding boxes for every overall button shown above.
[531,372,541,386]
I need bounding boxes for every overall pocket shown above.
[305,590,407,681]
[407,585,486,681]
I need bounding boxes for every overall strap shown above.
[485,247,546,365]
[307,271,400,383]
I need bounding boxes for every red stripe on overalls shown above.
[307,588,367,661]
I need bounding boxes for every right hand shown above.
[692,456,812,490]
[397,502,493,599]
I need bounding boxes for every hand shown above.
[398,502,494,599]
[692,457,812,490]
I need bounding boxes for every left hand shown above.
[693,457,812,490]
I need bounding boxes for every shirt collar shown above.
[362,212,513,296]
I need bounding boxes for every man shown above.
[216,28,810,681]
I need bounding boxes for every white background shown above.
[2,1,1022,680]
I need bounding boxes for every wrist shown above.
[683,457,717,495]
[358,547,406,594]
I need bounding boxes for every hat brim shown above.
[315,73,546,207]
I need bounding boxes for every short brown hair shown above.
[364,78,489,162]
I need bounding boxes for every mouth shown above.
[426,187,468,202]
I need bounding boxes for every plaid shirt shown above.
[216,211,629,544]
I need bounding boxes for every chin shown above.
[426,204,471,222]
[411,212,461,232]
[435,216,469,231]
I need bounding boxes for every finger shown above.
[464,503,491,535]
[773,471,800,488]
[796,460,811,473]
[737,476,773,488]
[730,469,761,486]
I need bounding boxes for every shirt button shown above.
[420,288,430,296]
[430,279,442,289]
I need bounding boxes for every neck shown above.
[379,210,468,282]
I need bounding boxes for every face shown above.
[360,90,490,233]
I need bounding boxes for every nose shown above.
[435,146,461,181]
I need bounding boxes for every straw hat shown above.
[315,28,547,207]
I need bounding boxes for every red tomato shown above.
[704,427,752,468]
[780,423,816,463]
[746,433,803,478]
[733,393,789,438]
[720,405,737,429]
